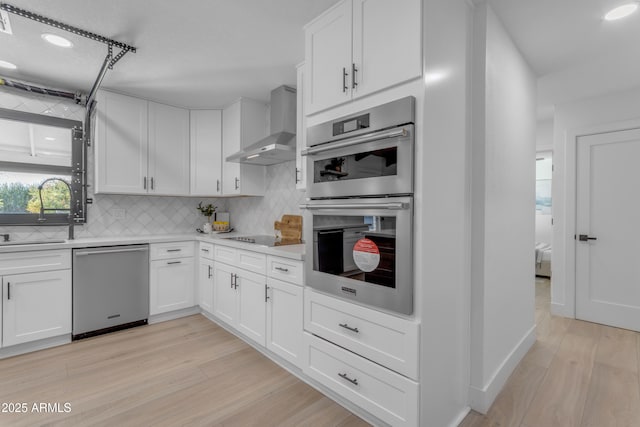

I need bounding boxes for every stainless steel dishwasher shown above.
[72,244,149,339]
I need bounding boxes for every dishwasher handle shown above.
[75,247,149,256]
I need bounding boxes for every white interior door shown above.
[576,128,640,330]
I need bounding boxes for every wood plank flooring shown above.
[0,315,370,427]
[461,278,640,427]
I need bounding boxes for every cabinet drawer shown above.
[304,289,419,379]
[267,256,303,285]
[214,245,237,265]
[150,242,194,260]
[304,333,418,427]
[237,249,266,275]
[0,250,71,276]
[198,242,214,260]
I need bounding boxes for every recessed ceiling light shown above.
[41,33,73,48]
[0,59,17,69]
[604,3,638,21]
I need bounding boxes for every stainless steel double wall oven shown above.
[302,97,415,314]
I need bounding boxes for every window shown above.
[536,155,552,215]
[0,107,86,225]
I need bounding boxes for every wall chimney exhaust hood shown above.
[226,85,297,165]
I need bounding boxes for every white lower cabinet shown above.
[2,270,72,347]
[0,249,72,349]
[266,277,303,367]
[211,246,304,368]
[304,332,418,427]
[149,242,195,315]
[197,242,215,314]
[212,260,266,347]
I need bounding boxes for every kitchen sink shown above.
[0,240,66,246]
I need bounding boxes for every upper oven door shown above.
[301,196,413,315]
[302,124,414,198]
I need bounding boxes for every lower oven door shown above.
[302,196,413,315]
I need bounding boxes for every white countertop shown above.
[0,232,305,261]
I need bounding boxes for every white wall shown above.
[419,0,472,425]
[536,119,553,151]
[469,2,536,413]
[551,86,640,316]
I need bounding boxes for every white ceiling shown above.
[488,0,640,119]
[2,1,639,117]
[0,0,337,108]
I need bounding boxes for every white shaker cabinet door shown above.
[190,110,223,196]
[149,258,195,315]
[266,278,303,368]
[2,270,72,347]
[95,91,148,194]
[236,269,267,347]
[213,261,237,325]
[351,0,422,99]
[148,101,190,196]
[198,258,214,314]
[305,0,352,115]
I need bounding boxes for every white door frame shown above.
[561,117,640,318]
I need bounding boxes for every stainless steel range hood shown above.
[226,85,297,165]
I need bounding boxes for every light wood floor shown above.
[0,315,370,427]
[461,277,640,427]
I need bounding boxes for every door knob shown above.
[578,234,597,242]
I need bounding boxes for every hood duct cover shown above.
[226,85,297,165]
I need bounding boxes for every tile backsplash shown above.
[0,88,304,241]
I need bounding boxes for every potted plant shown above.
[197,202,216,233]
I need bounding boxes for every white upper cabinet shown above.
[190,110,223,196]
[95,91,191,196]
[305,0,422,115]
[305,1,353,115]
[95,91,148,194]
[148,101,190,195]
[222,98,268,196]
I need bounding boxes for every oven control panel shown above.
[332,113,370,137]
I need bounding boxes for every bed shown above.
[535,242,552,277]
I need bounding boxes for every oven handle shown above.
[300,202,408,210]
[301,127,408,156]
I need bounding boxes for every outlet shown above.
[111,208,126,220]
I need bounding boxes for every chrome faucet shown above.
[37,178,75,240]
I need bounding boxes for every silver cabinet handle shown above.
[235,177,239,190]
[342,67,348,93]
[201,248,210,253]
[339,323,359,333]
[295,168,300,184]
[143,176,147,190]
[265,284,270,302]
[338,372,358,386]
[217,179,220,192]
[7,282,10,300]
[352,63,358,89]
[275,266,289,272]
[150,177,154,190]
[208,265,212,279]
[167,261,181,265]
[301,127,407,156]
[167,249,182,252]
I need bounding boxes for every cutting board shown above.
[274,214,302,241]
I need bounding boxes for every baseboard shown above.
[449,406,471,427]
[469,324,536,414]
[148,306,200,324]
[550,302,571,318]
[0,334,71,359]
